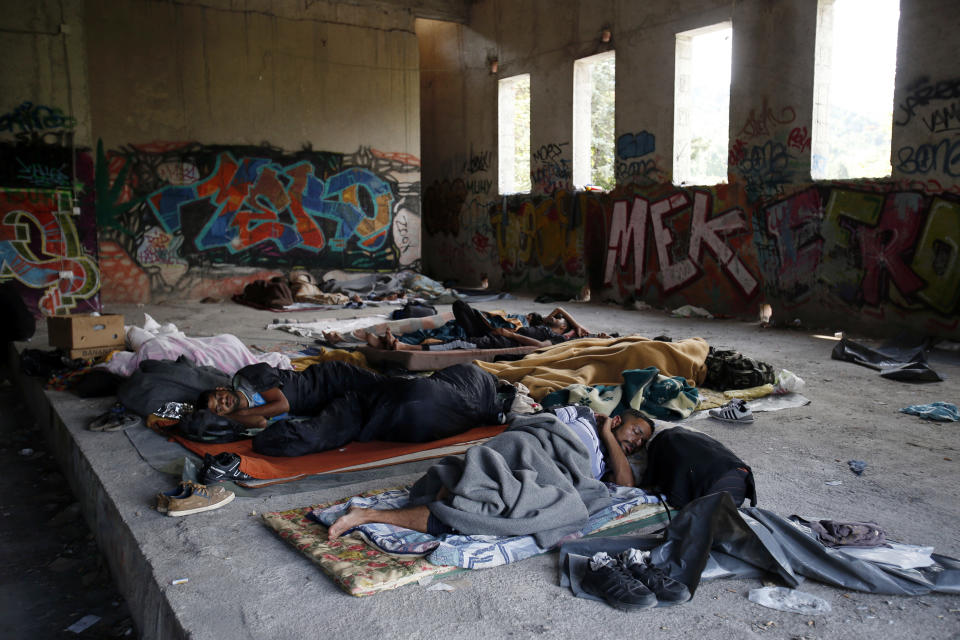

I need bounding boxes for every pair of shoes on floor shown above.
[157,481,234,517]
[200,452,255,485]
[708,398,754,423]
[88,403,143,431]
[581,550,690,610]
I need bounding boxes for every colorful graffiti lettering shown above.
[94,141,420,301]
[604,189,758,296]
[16,158,72,188]
[0,188,100,315]
[491,190,585,280]
[760,187,960,315]
[148,152,394,254]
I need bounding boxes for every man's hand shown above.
[596,414,634,487]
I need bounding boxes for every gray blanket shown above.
[408,412,612,548]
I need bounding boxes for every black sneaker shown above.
[620,549,691,606]
[200,452,255,484]
[581,552,657,611]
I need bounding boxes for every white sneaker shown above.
[708,399,754,423]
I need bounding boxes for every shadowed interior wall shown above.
[418,0,960,338]
[1,0,422,312]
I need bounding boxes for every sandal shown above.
[88,403,143,431]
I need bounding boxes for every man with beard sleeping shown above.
[326,407,654,541]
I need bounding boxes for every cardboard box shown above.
[64,345,124,360]
[48,314,125,350]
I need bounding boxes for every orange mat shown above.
[170,424,508,480]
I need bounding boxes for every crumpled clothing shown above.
[803,519,887,548]
[899,402,960,422]
[847,459,867,476]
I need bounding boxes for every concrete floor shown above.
[11,295,960,640]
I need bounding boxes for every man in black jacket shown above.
[198,361,503,457]
[641,425,756,508]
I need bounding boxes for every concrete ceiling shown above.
[335,0,472,23]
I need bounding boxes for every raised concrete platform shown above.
[12,297,960,639]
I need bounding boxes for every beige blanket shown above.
[475,336,709,400]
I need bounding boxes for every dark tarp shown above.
[831,337,943,382]
[559,492,960,604]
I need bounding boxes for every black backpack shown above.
[703,348,776,391]
[178,409,261,443]
[390,301,438,320]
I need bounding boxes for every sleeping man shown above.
[198,361,503,457]
[327,407,756,541]
[327,406,653,540]
[358,300,607,351]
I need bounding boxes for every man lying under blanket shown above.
[197,361,504,457]
[353,300,609,351]
[328,407,756,542]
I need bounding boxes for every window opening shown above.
[573,51,616,190]
[674,22,732,186]
[812,0,899,179]
[498,74,531,194]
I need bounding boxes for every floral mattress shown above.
[263,485,669,597]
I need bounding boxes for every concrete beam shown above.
[338,0,472,23]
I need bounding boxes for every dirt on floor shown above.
[0,378,137,640]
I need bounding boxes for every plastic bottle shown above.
[748,586,831,614]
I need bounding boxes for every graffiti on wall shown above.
[603,186,759,298]
[0,188,100,315]
[423,145,498,284]
[97,141,421,300]
[489,190,604,292]
[531,143,571,194]
[729,100,809,203]
[757,186,960,318]
[893,76,960,179]
[0,101,78,147]
[615,131,665,185]
[0,129,99,316]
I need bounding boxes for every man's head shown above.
[611,409,655,456]
[197,387,241,416]
[526,312,568,334]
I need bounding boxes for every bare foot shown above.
[323,330,344,343]
[364,332,385,348]
[328,506,371,539]
[383,328,399,350]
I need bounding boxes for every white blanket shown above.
[101,314,291,376]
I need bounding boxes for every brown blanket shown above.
[474,336,709,400]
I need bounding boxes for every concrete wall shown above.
[419,0,960,338]
[1,0,422,313]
